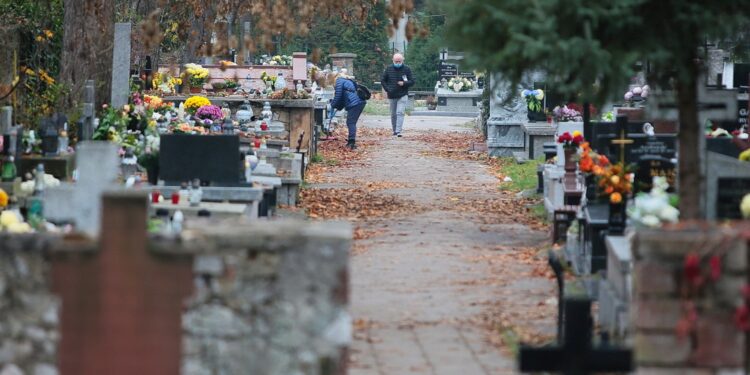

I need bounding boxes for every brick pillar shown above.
[51,191,194,375]
[632,224,748,373]
[292,52,307,82]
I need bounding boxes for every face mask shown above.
[393,63,403,68]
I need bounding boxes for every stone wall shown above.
[174,221,351,375]
[0,214,350,375]
[0,234,61,375]
[633,224,748,374]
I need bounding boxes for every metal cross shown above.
[611,115,634,164]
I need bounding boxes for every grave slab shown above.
[522,122,556,160]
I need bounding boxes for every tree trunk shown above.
[675,56,702,220]
[60,0,114,109]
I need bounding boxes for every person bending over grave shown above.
[331,71,367,150]
[381,53,414,137]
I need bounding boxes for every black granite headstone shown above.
[159,134,241,186]
[716,177,750,219]
[634,155,676,193]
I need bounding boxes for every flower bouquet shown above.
[184,63,209,91]
[260,71,277,91]
[447,77,473,92]
[195,104,224,127]
[597,162,633,204]
[557,131,584,150]
[183,96,211,115]
[552,105,582,122]
[522,89,544,112]
[624,85,650,105]
[627,176,679,228]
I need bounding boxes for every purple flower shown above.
[196,105,224,121]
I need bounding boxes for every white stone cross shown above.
[44,141,120,237]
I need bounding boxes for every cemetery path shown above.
[301,115,556,375]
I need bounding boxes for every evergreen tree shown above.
[446,0,750,219]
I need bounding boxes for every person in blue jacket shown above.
[330,71,367,150]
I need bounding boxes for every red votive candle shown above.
[171,192,180,204]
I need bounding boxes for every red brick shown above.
[51,192,194,375]
[633,261,678,296]
[690,312,745,368]
[634,332,691,366]
[633,298,683,331]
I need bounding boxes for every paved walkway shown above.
[306,115,553,374]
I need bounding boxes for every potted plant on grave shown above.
[224,79,240,94]
[183,96,211,116]
[195,104,224,132]
[426,95,437,110]
[522,89,546,122]
[184,63,209,93]
[211,81,226,93]
[597,161,633,235]
[557,130,584,172]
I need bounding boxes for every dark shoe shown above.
[347,140,357,150]
[392,132,397,136]
[397,133,402,137]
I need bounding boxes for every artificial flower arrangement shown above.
[262,55,292,66]
[552,105,582,122]
[260,71,277,89]
[184,63,210,87]
[172,123,207,135]
[627,176,679,228]
[521,89,544,112]
[597,162,633,204]
[624,85,650,102]
[151,72,182,94]
[557,130,584,150]
[224,79,240,91]
[601,111,615,122]
[447,77,474,92]
[578,141,611,175]
[183,96,211,114]
[195,105,224,124]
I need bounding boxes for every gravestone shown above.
[487,73,543,156]
[51,191,194,375]
[111,23,132,109]
[79,80,96,141]
[634,155,676,193]
[159,134,241,186]
[705,151,750,220]
[43,141,120,237]
[438,62,458,80]
[648,81,739,217]
[1,106,11,153]
[435,86,482,116]
[519,298,633,373]
[598,234,633,341]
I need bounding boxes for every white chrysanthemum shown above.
[741,194,750,219]
[641,215,661,228]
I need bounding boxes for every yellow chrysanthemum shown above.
[739,148,750,162]
[184,96,211,113]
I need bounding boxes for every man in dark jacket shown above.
[380,53,414,137]
[330,72,366,150]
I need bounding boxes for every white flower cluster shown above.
[447,77,473,92]
[627,176,679,228]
